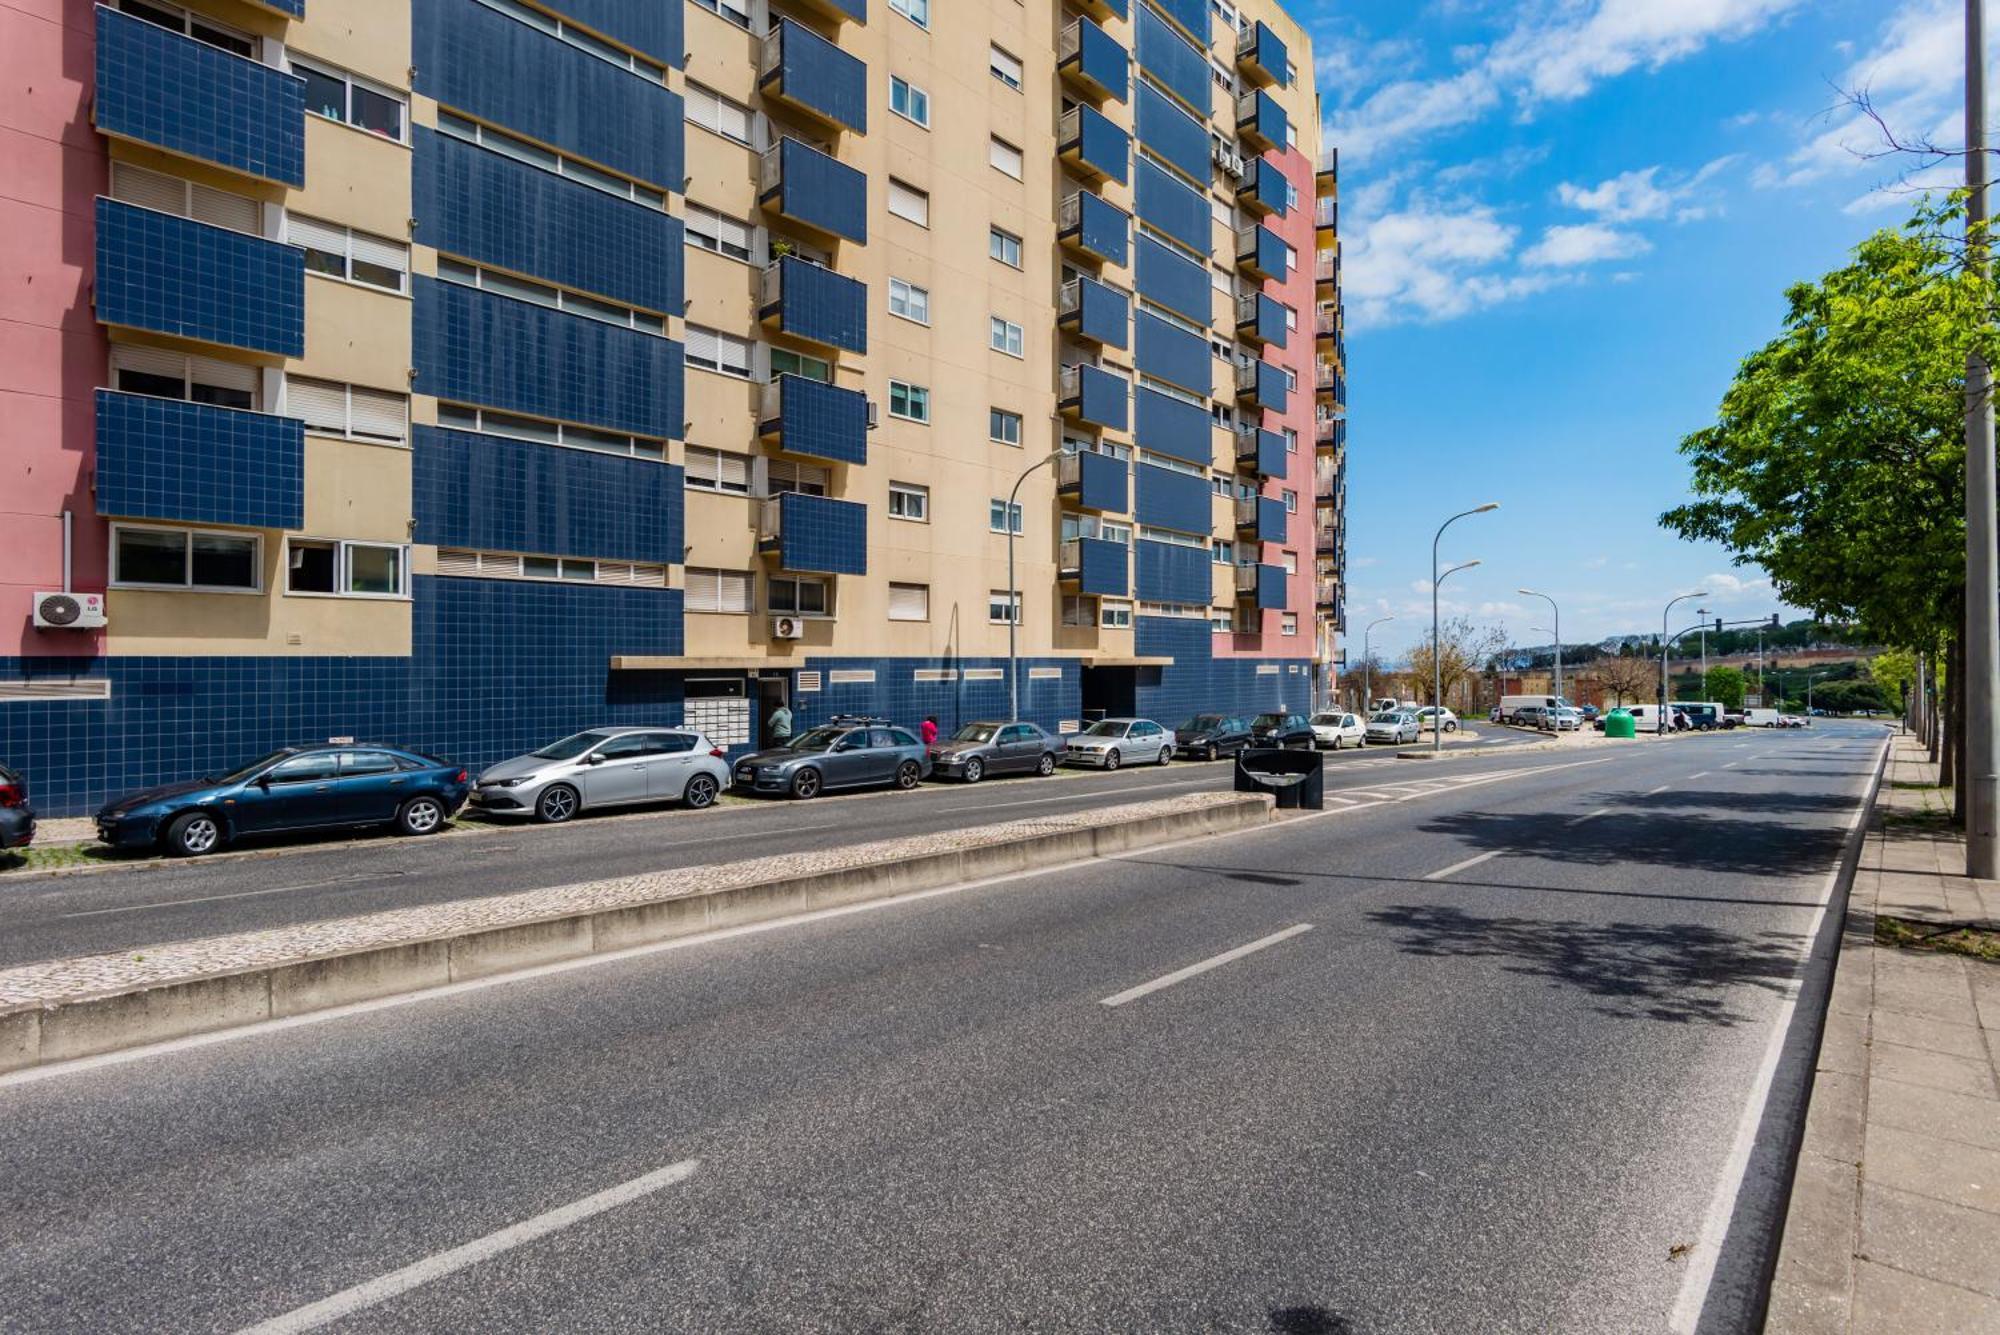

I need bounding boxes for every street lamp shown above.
[1518,588,1561,707]
[1431,504,1499,755]
[1696,607,1710,684]
[1361,615,1395,711]
[1660,591,1710,734]
[1005,448,1065,722]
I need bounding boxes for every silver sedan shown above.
[470,727,731,823]
[1063,717,1174,769]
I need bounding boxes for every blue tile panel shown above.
[781,655,1083,746]
[1097,0,1129,19]
[413,0,684,189]
[1065,364,1129,432]
[1062,449,1128,513]
[1241,223,1287,279]
[1136,4,1210,114]
[1072,537,1128,597]
[1132,617,1309,725]
[1135,233,1209,326]
[94,389,305,530]
[1145,0,1209,46]
[764,255,867,354]
[1067,16,1130,102]
[412,425,684,563]
[1062,190,1130,266]
[1135,81,1209,184]
[1245,563,1286,609]
[763,138,868,244]
[1134,310,1207,394]
[536,0,683,67]
[1066,103,1131,185]
[95,6,306,187]
[1135,461,1210,532]
[1240,156,1289,217]
[413,128,682,316]
[821,0,866,18]
[1134,157,1210,256]
[1135,539,1210,603]
[1246,495,1287,543]
[1067,276,1130,349]
[257,0,305,13]
[1241,20,1288,86]
[1240,359,1288,413]
[762,19,867,133]
[764,374,868,466]
[769,491,867,576]
[413,277,684,439]
[95,198,305,357]
[1241,292,1288,348]
[1239,89,1289,149]
[1134,387,1209,467]
[1245,428,1287,477]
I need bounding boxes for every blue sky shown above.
[1303,0,1967,658]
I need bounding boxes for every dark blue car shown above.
[95,745,472,858]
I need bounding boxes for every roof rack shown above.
[828,714,893,726]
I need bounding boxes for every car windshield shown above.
[786,727,848,752]
[1252,713,1283,727]
[1181,715,1226,732]
[951,725,998,743]
[211,750,292,784]
[1370,712,1399,724]
[1083,721,1127,737]
[532,730,617,761]
[1311,713,1341,724]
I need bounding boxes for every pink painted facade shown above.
[0,0,108,657]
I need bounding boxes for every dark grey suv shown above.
[732,718,931,799]
[928,721,1063,782]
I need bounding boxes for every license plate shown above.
[736,768,755,781]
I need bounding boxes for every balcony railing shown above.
[1058,16,1128,102]
[758,137,868,244]
[758,19,868,135]
[758,373,869,466]
[1059,104,1130,185]
[759,255,867,354]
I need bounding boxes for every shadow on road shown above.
[1269,1306,1354,1335]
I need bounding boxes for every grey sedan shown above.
[472,727,730,823]
[733,719,931,799]
[1063,717,1173,769]
[928,721,1063,782]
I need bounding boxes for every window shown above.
[767,458,829,497]
[889,0,928,29]
[988,590,1022,624]
[685,567,754,613]
[286,539,409,598]
[890,76,930,127]
[1283,488,1299,513]
[1209,402,1236,428]
[1061,595,1097,628]
[990,317,1024,358]
[287,376,408,444]
[1284,305,1298,332]
[435,404,665,459]
[888,582,929,621]
[989,408,1023,446]
[1282,612,1299,636]
[435,549,666,585]
[768,348,832,383]
[684,325,754,378]
[436,112,665,209]
[111,345,258,411]
[684,204,753,262]
[287,216,407,294]
[989,136,1023,180]
[1211,195,1232,227]
[112,525,259,592]
[769,576,830,616]
[521,556,598,581]
[989,227,1023,268]
[1101,599,1133,629]
[888,481,929,521]
[684,82,754,146]
[990,45,1023,90]
[110,162,258,233]
[291,57,405,142]
[437,258,665,333]
[115,0,253,55]
[1281,551,1299,573]
[684,446,753,495]
[888,278,930,325]
[888,381,930,422]
[989,499,1024,534]
[1283,241,1299,274]
[690,0,751,28]
[1212,540,1235,565]
[1283,427,1299,453]
[474,0,666,81]
[888,179,929,227]
[1139,526,1206,548]
[1211,265,1232,294]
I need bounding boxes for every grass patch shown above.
[1876,915,2000,964]
[0,841,144,874]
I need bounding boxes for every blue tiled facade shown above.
[1064,364,1130,432]
[1245,563,1287,609]
[412,426,684,563]
[1065,276,1130,349]
[1244,495,1288,543]
[1064,16,1130,101]
[1135,461,1211,533]
[95,6,305,187]
[1239,359,1289,413]
[1240,292,1288,348]
[1239,223,1288,281]
[1065,103,1131,185]
[1135,82,1210,184]
[95,198,305,357]
[1238,89,1289,151]
[1061,450,1129,513]
[1069,537,1128,597]
[1238,21,1288,86]
[94,390,305,531]
[1136,4,1210,112]
[762,375,869,466]
[763,138,869,244]
[1135,233,1209,324]
[1134,310,1208,393]
[763,255,868,354]
[1131,618,1308,727]
[1134,157,1210,255]
[1239,156,1290,217]
[1134,387,1210,467]
[537,0,684,66]
[413,278,685,439]
[762,19,868,133]
[1135,540,1210,602]
[786,656,1080,742]
[1062,190,1130,266]
[1242,428,1288,478]
[766,492,867,576]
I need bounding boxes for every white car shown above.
[1414,707,1459,733]
[1062,717,1173,769]
[1365,711,1420,745]
[1311,711,1366,750]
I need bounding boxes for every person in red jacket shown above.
[920,716,939,746]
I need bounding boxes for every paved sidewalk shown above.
[1766,734,2000,1332]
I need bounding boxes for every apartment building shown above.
[0,0,1336,815]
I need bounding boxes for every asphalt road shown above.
[0,729,1540,968]
[0,723,1888,1333]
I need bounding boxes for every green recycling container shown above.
[1603,708,1637,739]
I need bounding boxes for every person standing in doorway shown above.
[768,702,793,747]
[920,715,939,746]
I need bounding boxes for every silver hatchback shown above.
[471,727,731,823]
[1063,717,1174,769]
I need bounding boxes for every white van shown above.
[1744,708,1780,728]
[1498,694,1570,724]
[1625,704,1673,731]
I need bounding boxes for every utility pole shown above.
[1967,0,2000,876]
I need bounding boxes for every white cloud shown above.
[1557,167,1678,221]
[1701,570,1774,598]
[1346,199,1576,327]
[1522,223,1653,267]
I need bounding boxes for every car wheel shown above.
[1037,753,1057,777]
[1207,744,1219,763]
[536,784,580,824]
[683,774,719,810]
[791,767,822,800]
[1157,744,1171,765]
[963,757,985,784]
[397,795,447,837]
[1104,748,1121,771]
[164,811,223,858]
[896,761,922,790]
[1445,721,1457,732]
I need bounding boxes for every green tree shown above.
[1704,665,1747,711]
[1869,649,1916,711]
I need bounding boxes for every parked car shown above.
[1365,710,1420,745]
[1743,708,1781,728]
[0,762,35,852]
[733,717,930,799]
[1675,702,1724,731]
[1517,705,1580,732]
[927,720,1063,782]
[1175,714,1253,761]
[1413,706,1460,734]
[1064,717,1173,769]
[1248,712,1316,749]
[1310,710,1367,750]
[1578,705,1601,722]
[94,745,471,858]
[472,727,730,823]
[1779,714,1808,728]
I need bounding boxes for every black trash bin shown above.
[1233,746,1325,810]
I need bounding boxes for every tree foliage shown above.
[1597,654,1659,705]
[1869,648,1917,707]
[1408,616,1508,708]
[1704,665,1747,711]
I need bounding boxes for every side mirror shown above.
[586,753,606,766]
[255,774,272,790]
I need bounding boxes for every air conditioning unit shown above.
[771,614,806,640]
[866,399,880,430]
[1224,152,1248,180]
[33,591,106,630]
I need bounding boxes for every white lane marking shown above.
[1669,736,1890,1333]
[1423,850,1504,881]
[1646,785,1672,796]
[237,1159,701,1334]
[1567,808,1613,827]
[1098,924,1313,1007]
[1722,761,1740,770]
[1687,772,1711,780]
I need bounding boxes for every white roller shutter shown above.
[888,582,928,621]
[684,325,720,367]
[715,570,752,612]
[191,183,259,234]
[684,568,719,611]
[347,387,408,442]
[286,214,348,256]
[189,355,258,396]
[285,376,350,433]
[111,344,189,381]
[350,229,408,273]
[110,163,187,215]
[714,451,751,493]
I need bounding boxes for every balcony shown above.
[1235,293,1288,349]
[758,491,867,576]
[1059,363,1130,432]
[758,374,868,466]
[1235,90,1288,155]
[786,0,867,26]
[759,255,867,354]
[1058,449,1129,514]
[1235,562,1287,610]
[1237,157,1289,218]
[1059,104,1130,186]
[1135,458,1211,531]
[1316,195,1338,233]
[1059,191,1131,267]
[1235,495,1288,544]
[1058,275,1131,350]
[1058,17,1129,103]
[1071,0,1126,21]
[1315,457,1341,499]
[95,198,304,357]
[1233,359,1289,413]
[1235,20,1288,89]
[1235,427,1288,478]
[1060,537,1128,597]
[94,388,304,529]
[94,4,305,187]
[759,19,868,134]
[1236,224,1288,282]
[759,137,868,244]
[1316,577,1342,611]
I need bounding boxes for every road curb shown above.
[0,793,1274,1075]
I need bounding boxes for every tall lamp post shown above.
[1696,606,1711,685]
[1431,504,1499,755]
[1518,588,1562,706]
[1005,448,1065,722]
[1966,0,2000,877]
[1660,591,1710,734]
[1361,615,1395,712]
